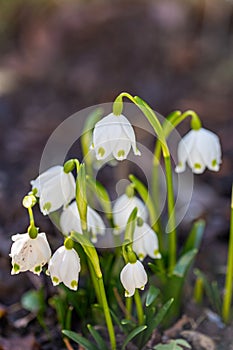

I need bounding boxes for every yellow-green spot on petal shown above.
[138,253,144,260]
[43,202,51,212]
[137,217,144,227]
[212,159,217,167]
[194,163,202,169]
[71,280,78,289]
[13,263,20,272]
[98,147,105,157]
[117,150,125,158]
[52,276,59,284]
[34,265,41,273]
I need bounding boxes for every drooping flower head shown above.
[60,201,105,243]
[120,260,148,297]
[47,244,81,291]
[133,222,161,261]
[31,165,76,215]
[10,232,51,275]
[175,128,221,174]
[91,113,141,161]
[112,194,148,234]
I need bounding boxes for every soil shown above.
[0,0,233,349]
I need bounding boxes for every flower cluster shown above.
[10,104,222,301]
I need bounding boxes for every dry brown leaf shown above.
[181,330,216,350]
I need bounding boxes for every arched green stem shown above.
[114,92,177,272]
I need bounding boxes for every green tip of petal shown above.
[52,276,60,284]
[43,202,51,213]
[117,150,125,159]
[138,253,144,261]
[13,263,20,273]
[137,217,144,227]
[34,265,41,274]
[212,159,217,167]
[194,163,202,169]
[71,280,78,289]
[98,147,105,157]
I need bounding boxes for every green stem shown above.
[222,184,233,323]
[134,289,144,325]
[27,206,35,226]
[126,297,133,320]
[88,259,102,306]
[164,156,176,272]
[98,277,116,350]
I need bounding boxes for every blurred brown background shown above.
[0,0,233,325]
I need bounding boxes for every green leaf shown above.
[154,338,191,350]
[87,324,108,350]
[122,325,147,350]
[182,220,205,255]
[76,164,88,232]
[173,249,198,278]
[21,289,45,314]
[62,330,99,350]
[146,286,160,307]
[86,176,112,220]
[141,299,174,347]
[125,207,138,242]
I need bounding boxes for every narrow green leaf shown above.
[86,177,112,220]
[125,207,138,242]
[62,330,99,350]
[87,324,108,350]
[173,249,197,278]
[182,220,205,255]
[76,164,88,232]
[146,286,160,307]
[122,325,147,350]
[141,299,174,347]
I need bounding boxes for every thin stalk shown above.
[98,277,116,350]
[88,259,102,306]
[164,156,176,272]
[222,185,233,323]
[126,297,133,320]
[27,207,35,226]
[134,289,144,325]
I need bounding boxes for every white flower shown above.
[175,128,221,174]
[47,246,81,290]
[10,232,51,275]
[31,165,76,215]
[92,113,141,161]
[113,194,148,234]
[120,260,148,297]
[60,202,105,243]
[133,222,161,261]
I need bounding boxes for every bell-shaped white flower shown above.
[133,222,161,261]
[113,194,148,234]
[31,165,76,215]
[120,260,148,297]
[48,246,81,291]
[60,202,105,243]
[92,113,141,161]
[10,232,51,275]
[175,128,221,174]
